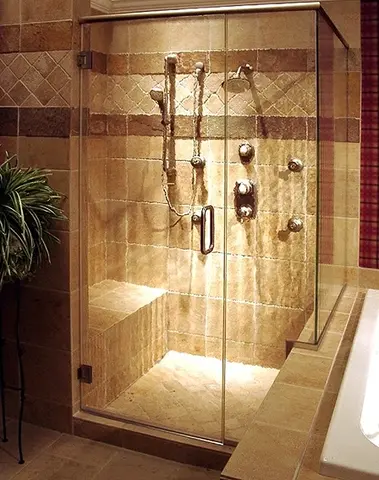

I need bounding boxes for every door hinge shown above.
[77,51,93,69]
[77,364,93,384]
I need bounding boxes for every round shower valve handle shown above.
[288,158,304,172]
[191,155,206,168]
[287,217,303,232]
[237,179,253,195]
[238,142,254,162]
[238,205,254,219]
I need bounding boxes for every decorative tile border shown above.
[97,49,315,76]
[20,21,73,52]
[0,51,73,107]
[0,25,20,53]
[0,107,72,137]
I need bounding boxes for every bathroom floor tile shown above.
[0,421,221,480]
[105,351,278,441]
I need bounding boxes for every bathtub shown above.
[321,289,379,480]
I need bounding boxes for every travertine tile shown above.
[106,351,278,441]
[222,422,308,480]
[276,352,333,390]
[256,258,306,308]
[254,382,323,432]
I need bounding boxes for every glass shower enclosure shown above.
[78,3,349,445]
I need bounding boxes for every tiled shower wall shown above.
[0,0,91,431]
[85,11,318,370]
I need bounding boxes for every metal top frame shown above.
[79,1,349,49]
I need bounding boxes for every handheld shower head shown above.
[150,86,167,125]
[150,86,164,103]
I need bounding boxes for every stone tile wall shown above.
[0,0,91,432]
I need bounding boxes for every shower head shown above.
[150,86,164,103]
[222,63,253,93]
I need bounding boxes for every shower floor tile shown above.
[105,351,278,442]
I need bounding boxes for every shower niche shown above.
[79,6,348,444]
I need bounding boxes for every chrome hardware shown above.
[234,179,257,221]
[287,217,303,232]
[288,157,304,172]
[165,53,178,64]
[191,211,201,223]
[237,205,254,220]
[236,179,253,196]
[238,142,254,163]
[77,51,92,69]
[194,61,205,78]
[200,205,215,255]
[190,155,206,168]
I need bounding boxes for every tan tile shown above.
[127,202,169,247]
[30,230,72,291]
[257,164,306,214]
[18,137,70,169]
[257,212,306,260]
[168,248,208,295]
[254,382,322,432]
[168,331,205,356]
[222,422,308,480]
[22,0,72,22]
[126,159,166,203]
[168,17,210,51]
[297,434,332,480]
[128,19,170,54]
[255,305,305,347]
[21,21,73,52]
[312,391,338,437]
[126,135,162,159]
[88,200,107,247]
[167,293,206,336]
[254,344,285,368]
[359,267,379,289]
[3,286,71,350]
[232,11,315,49]
[256,258,306,308]
[0,1,20,24]
[276,352,333,389]
[107,242,127,282]
[126,244,168,289]
[313,327,343,358]
[6,392,73,433]
[0,25,20,53]
[88,242,107,285]
[45,434,117,468]
[0,420,61,464]
[106,200,127,243]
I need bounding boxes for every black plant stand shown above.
[0,280,25,464]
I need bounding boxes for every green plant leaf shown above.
[0,151,66,285]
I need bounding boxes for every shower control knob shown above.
[288,158,304,172]
[190,155,206,168]
[236,179,253,196]
[238,142,254,162]
[238,205,254,220]
[287,217,303,233]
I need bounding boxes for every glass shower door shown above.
[80,14,228,443]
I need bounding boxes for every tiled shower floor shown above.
[105,351,278,441]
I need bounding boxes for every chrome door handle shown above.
[200,205,214,255]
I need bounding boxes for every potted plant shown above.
[0,151,66,463]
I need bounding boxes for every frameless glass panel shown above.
[79,15,227,443]
[224,9,317,441]
[316,12,348,341]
